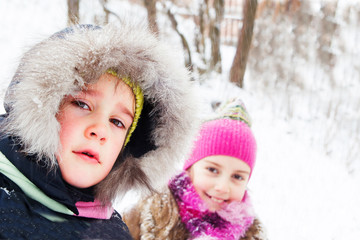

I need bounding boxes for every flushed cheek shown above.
[57,119,79,148]
[104,143,123,168]
[193,178,208,191]
[194,182,214,201]
[230,188,246,202]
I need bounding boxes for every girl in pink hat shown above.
[124,98,267,240]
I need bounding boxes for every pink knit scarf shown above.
[168,171,255,240]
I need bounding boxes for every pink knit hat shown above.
[183,98,257,176]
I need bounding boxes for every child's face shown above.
[188,155,250,211]
[56,73,135,188]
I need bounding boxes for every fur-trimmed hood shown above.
[1,22,199,202]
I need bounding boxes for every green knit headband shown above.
[212,97,252,127]
[107,69,144,146]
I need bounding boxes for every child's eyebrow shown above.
[80,88,99,97]
[82,89,135,120]
[234,169,250,175]
[204,159,250,174]
[116,103,135,121]
[204,160,221,167]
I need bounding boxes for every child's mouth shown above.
[206,193,228,204]
[211,197,224,203]
[73,150,100,163]
[82,152,94,158]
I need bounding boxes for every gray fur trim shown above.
[1,21,199,202]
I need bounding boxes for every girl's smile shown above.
[204,193,229,210]
[206,193,228,204]
[188,155,250,211]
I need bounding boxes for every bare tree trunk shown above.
[194,0,223,74]
[99,0,109,24]
[193,1,208,74]
[144,0,159,35]
[317,0,338,68]
[67,0,80,26]
[194,2,206,58]
[99,0,122,24]
[166,8,192,71]
[209,0,224,73]
[230,0,257,88]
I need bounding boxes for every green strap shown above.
[0,152,74,216]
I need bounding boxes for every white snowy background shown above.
[0,0,359,239]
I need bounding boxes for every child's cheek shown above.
[193,177,212,198]
[231,184,247,202]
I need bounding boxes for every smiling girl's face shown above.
[188,155,250,211]
[56,73,135,188]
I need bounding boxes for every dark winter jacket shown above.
[0,129,132,239]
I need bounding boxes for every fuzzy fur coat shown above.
[1,21,199,203]
[123,181,267,240]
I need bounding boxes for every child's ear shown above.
[185,167,194,180]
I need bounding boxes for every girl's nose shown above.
[214,177,230,194]
[85,121,108,143]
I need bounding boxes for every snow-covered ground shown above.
[0,0,359,239]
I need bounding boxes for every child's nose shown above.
[214,177,230,194]
[85,122,108,143]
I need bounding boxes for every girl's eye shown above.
[233,174,243,181]
[72,100,90,110]
[110,118,125,128]
[207,167,218,174]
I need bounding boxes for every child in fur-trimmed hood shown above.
[123,98,268,240]
[0,21,198,239]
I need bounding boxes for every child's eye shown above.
[233,174,243,181]
[72,100,90,110]
[207,167,218,174]
[110,118,125,128]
